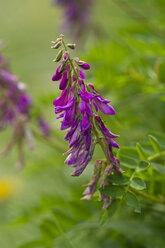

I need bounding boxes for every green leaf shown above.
[99,185,125,197]
[108,174,129,185]
[137,161,149,171]
[125,191,141,213]
[136,143,147,161]
[148,135,161,153]
[130,177,146,190]
[108,199,121,218]
[150,162,165,174]
[120,154,137,169]
[100,209,109,225]
[40,219,58,239]
[119,146,138,159]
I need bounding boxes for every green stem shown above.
[131,188,165,205]
[147,151,165,161]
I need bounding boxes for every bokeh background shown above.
[0,0,165,247]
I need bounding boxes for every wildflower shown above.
[0,47,34,168]
[51,35,121,209]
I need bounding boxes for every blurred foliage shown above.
[0,0,165,248]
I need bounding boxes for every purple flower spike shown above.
[51,36,121,209]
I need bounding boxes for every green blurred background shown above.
[0,0,165,247]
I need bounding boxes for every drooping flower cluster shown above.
[51,35,122,209]
[53,0,93,38]
[0,44,33,168]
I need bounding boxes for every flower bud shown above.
[54,49,63,62]
[67,43,76,49]
[51,37,62,44]
[74,57,90,70]
[56,37,62,42]
[51,41,62,49]
[63,51,69,61]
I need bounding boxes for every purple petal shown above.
[95,115,119,138]
[80,90,89,102]
[56,113,64,119]
[95,95,110,104]
[79,69,85,80]
[95,98,115,115]
[55,96,75,114]
[85,102,93,117]
[83,130,92,150]
[65,119,79,141]
[61,102,76,130]
[109,139,120,149]
[79,100,86,114]
[52,65,62,81]
[53,89,69,107]
[81,113,91,133]
[69,124,80,147]
[79,63,90,70]
[59,70,68,90]
[75,57,90,70]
